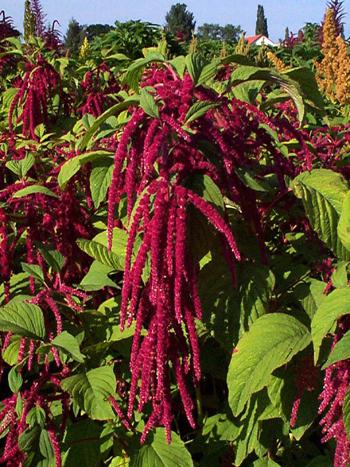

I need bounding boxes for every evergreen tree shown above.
[64,18,85,55]
[255,4,268,37]
[165,3,195,41]
[284,26,290,41]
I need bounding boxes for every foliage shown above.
[255,4,268,37]
[0,2,350,466]
[64,18,85,55]
[165,3,196,41]
[197,23,243,42]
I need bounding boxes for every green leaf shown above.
[343,386,350,440]
[282,67,324,112]
[63,420,104,466]
[6,153,35,178]
[51,331,85,363]
[61,366,116,420]
[77,238,124,271]
[184,101,218,124]
[185,53,208,85]
[0,300,46,340]
[18,426,40,452]
[228,313,311,416]
[229,66,306,121]
[8,367,23,393]
[58,150,113,189]
[323,330,350,369]
[140,88,159,118]
[80,260,117,291]
[39,248,65,273]
[292,169,350,260]
[311,288,350,363]
[131,428,193,467]
[239,264,275,331]
[190,174,224,210]
[21,262,44,283]
[331,261,349,288]
[78,98,140,150]
[39,429,54,461]
[338,191,350,252]
[13,185,58,199]
[2,337,21,365]
[90,162,114,209]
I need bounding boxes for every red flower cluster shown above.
[8,55,65,139]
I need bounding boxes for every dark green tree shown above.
[197,23,222,41]
[197,23,242,42]
[85,24,113,42]
[221,24,243,42]
[165,3,195,41]
[284,26,290,41]
[64,18,85,54]
[255,4,268,37]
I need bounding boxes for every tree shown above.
[221,24,243,42]
[85,24,113,42]
[165,3,195,41]
[284,26,290,41]
[64,18,85,55]
[255,4,268,37]
[197,23,243,42]
[197,23,222,41]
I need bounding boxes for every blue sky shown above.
[3,0,350,41]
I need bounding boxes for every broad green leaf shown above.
[13,185,58,199]
[21,262,44,283]
[228,313,311,416]
[90,162,114,209]
[331,261,349,288]
[18,426,40,452]
[311,288,350,362]
[61,366,116,420]
[77,238,124,271]
[343,386,350,440]
[58,150,113,189]
[78,97,140,150]
[63,420,104,466]
[140,88,159,118]
[39,248,65,273]
[6,154,35,178]
[239,264,275,331]
[230,66,305,121]
[282,67,324,112]
[93,227,128,265]
[169,55,186,78]
[184,101,218,124]
[190,174,224,210]
[131,428,193,467]
[185,53,208,85]
[80,261,117,291]
[292,169,350,260]
[323,330,350,369]
[51,331,85,363]
[0,301,45,340]
[39,429,54,461]
[8,367,23,393]
[235,392,269,465]
[2,337,21,365]
[338,191,350,252]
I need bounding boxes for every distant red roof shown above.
[246,34,263,44]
